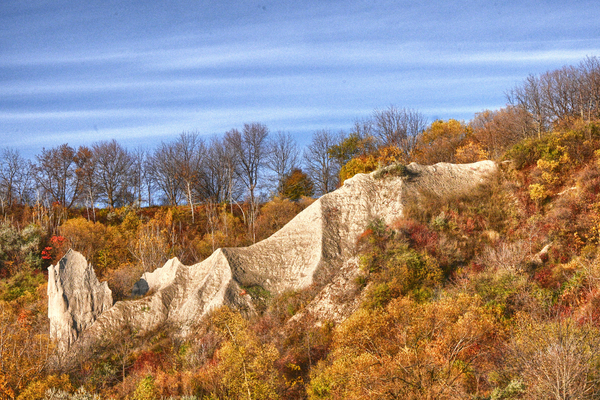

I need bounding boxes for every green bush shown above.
[0,269,45,302]
[373,163,408,179]
[0,223,43,273]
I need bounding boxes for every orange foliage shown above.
[279,169,314,200]
[309,294,502,399]
[0,301,54,398]
[414,119,472,164]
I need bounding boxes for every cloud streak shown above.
[1,0,600,157]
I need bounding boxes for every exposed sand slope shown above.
[49,161,496,350]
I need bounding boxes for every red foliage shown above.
[50,235,65,245]
[578,290,600,327]
[469,262,485,273]
[395,219,439,253]
[17,309,32,328]
[356,228,374,245]
[41,247,53,260]
[42,235,68,262]
[252,314,280,339]
[551,304,573,319]
[533,266,559,289]
[133,351,163,373]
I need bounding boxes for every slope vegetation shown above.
[48,161,496,352]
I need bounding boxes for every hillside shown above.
[5,121,600,399]
[3,55,600,398]
[48,161,496,357]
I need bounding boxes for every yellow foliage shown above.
[59,217,107,259]
[0,374,15,400]
[528,183,547,203]
[376,145,404,165]
[339,145,404,184]
[455,141,490,163]
[509,316,600,399]
[17,374,72,400]
[309,294,502,399]
[193,231,228,260]
[256,197,303,240]
[58,217,129,274]
[595,149,600,167]
[537,158,561,185]
[415,119,473,164]
[132,375,159,400]
[120,211,141,238]
[339,156,378,183]
[131,220,170,272]
[421,118,470,144]
[0,302,54,399]
[209,307,281,399]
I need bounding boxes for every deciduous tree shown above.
[74,146,97,220]
[0,302,54,398]
[372,106,427,160]
[278,168,314,201]
[225,123,269,242]
[471,106,533,159]
[508,316,600,400]
[92,139,134,209]
[210,307,281,400]
[304,130,340,196]
[0,148,31,212]
[34,144,81,209]
[414,119,471,164]
[147,141,182,206]
[173,132,205,222]
[309,294,501,399]
[265,131,300,195]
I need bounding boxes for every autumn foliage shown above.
[4,57,600,398]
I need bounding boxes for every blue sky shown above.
[1,0,599,157]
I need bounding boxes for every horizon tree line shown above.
[0,110,426,217]
[2,56,600,221]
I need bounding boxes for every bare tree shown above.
[147,141,182,206]
[352,117,374,139]
[200,136,240,204]
[174,132,205,222]
[74,146,98,220]
[508,74,550,139]
[303,129,340,196]
[92,139,134,209]
[471,106,534,159]
[372,105,427,159]
[509,317,600,399]
[200,136,244,242]
[34,144,82,209]
[0,148,31,212]
[579,56,600,121]
[225,123,269,242]
[130,147,148,207]
[265,131,300,194]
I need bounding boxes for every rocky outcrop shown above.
[47,249,112,352]
[50,161,496,350]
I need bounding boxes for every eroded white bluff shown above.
[47,249,113,352]
[48,161,497,350]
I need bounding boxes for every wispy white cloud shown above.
[4,36,598,73]
[2,0,600,158]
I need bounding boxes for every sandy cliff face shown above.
[47,249,113,352]
[48,161,496,351]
